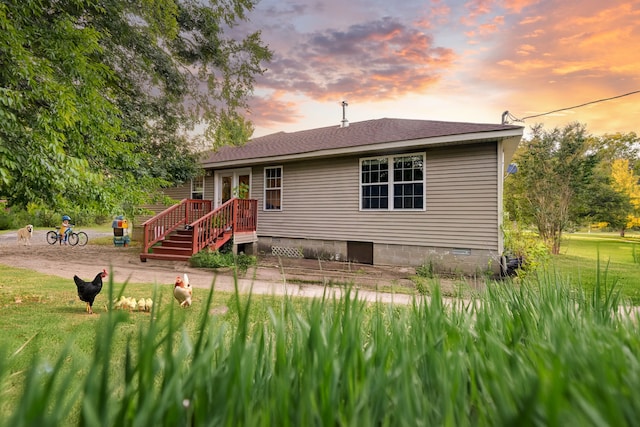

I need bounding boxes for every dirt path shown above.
[0,229,419,304]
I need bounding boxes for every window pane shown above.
[362,158,388,184]
[394,183,423,209]
[362,184,387,210]
[265,167,282,210]
[265,189,281,210]
[415,196,424,209]
[413,168,423,180]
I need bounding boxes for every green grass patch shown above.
[554,232,640,303]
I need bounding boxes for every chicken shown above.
[173,273,192,308]
[73,269,107,314]
[113,295,153,312]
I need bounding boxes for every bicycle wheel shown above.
[46,231,59,245]
[76,231,88,246]
[68,232,79,246]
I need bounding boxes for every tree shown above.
[610,159,640,235]
[580,132,640,236]
[505,123,596,254]
[582,171,632,236]
[0,0,272,214]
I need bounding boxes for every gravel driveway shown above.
[1,228,419,304]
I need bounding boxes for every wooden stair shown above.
[141,229,193,261]
[140,228,233,262]
[140,198,257,263]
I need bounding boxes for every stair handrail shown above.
[141,199,212,255]
[189,198,258,254]
[190,199,234,254]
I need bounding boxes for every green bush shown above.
[416,259,435,279]
[0,203,111,228]
[0,208,11,230]
[189,249,256,273]
[502,215,550,277]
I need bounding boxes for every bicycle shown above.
[46,225,89,246]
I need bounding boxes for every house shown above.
[150,118,523,275]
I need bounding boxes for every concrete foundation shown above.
[256,236,500,276]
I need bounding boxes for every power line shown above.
[503,89,640,124]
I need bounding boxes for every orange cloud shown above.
[479,1,640,135]
[519,15,543,24]
[504,0,540,13]
[516,44,536,56]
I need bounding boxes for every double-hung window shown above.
[191,176,204,200]
[264,166,282,210]
[360,153,425,210]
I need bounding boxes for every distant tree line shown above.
[505,122,640,254]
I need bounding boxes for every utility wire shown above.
[504,89,640,123]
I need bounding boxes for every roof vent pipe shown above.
[340,100,349,128]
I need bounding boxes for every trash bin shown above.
[112,215,131,247]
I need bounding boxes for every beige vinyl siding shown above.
[204,175,214,200]
[164,184,191,201]
[136,178,213,224]
[255,141,499,251]
[164,176,214,201]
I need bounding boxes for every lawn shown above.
[553,232,640,303]
[3,234,640,425]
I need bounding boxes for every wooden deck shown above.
[140,198,257,262]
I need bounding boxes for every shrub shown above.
[502,215,550,277]
[0,202,11,230]
[415,259,435,279]
[189,249,256,274]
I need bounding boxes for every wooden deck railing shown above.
[140,199,212,255]
[190,198,258,254]
[140,198,257,259]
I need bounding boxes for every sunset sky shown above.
[238,0,640,139]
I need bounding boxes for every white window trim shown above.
[264,165,283,211]
[359,152,426,211]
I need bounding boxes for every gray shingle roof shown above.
[201,118,523,165]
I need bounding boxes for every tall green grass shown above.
[2,266,640,425]
[555,232,640,303]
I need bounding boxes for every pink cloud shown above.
[256,17,456,103]
[246,93,303,128]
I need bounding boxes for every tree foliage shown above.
[505,123,596,254]
[581,133,640,236]
[0,0,271,214]
[506,126,640,250]
[609,159,640,233]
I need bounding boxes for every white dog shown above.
[17,224,33,245]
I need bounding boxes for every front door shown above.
[215,168,251,207]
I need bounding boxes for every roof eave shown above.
[201,128,524,169]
